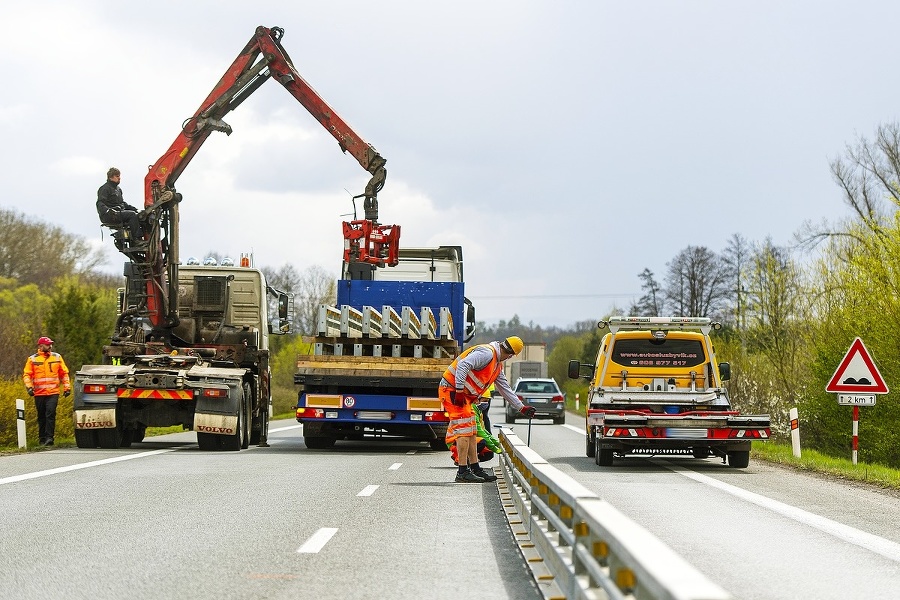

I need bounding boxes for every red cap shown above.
[37,336,54,346]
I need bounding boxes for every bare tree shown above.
[0,208,106,287]
[628,268,664,316]
[262,264,336,336]
[663,246,731,318]
[722,233,752,331]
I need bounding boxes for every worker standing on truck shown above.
[96,167,143,246]
[440,336,536,483]
[22,336,71,446]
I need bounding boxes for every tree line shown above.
[3,122,900,463]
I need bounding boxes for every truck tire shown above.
[429,438,448,451]
[727,450,750,468]
[304,436,336,449]
[595,446,614,467]
[585,434,595,458]
[74,429,99,448]
[240,383,252,449]
[692,447,710,459]
[131,426,146,443]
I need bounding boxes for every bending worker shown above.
[440,336,536,483]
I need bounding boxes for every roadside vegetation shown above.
[3,123,900,482]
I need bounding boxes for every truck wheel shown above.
[131,426,146,443]
[585,435,595,458]
[429,439,448,451]
[727,450,750,468]
[240,383,252,449]
[692,447,710,459]
[304,436,336,449]
[74,429,99,448]
[595,446,614,467]
[197,432,221,451]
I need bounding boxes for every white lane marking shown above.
[406,450,417,455]
[665,462,900,563]
[563,424,585,435]
[389,463,402,470]
[270,425,303,432]
[297,527,338,554]
[357,485,379,497]
[0,448,179,486]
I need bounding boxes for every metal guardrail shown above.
[497,429,732,600]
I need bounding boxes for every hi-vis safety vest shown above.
[443,343,502,398]
[23,352,71,396]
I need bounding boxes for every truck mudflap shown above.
[73,408,117,430]
[194,413,238,436]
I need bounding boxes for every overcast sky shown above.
[1,2,894,327]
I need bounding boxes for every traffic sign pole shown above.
[852,405,859,465]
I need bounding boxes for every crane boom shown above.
[122,25,399,339]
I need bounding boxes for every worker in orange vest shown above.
[23,336,71,446]
[440,336,535,483]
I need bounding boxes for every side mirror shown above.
[568,360,581,380]
[719,362,731,381]
[278,293,290,319]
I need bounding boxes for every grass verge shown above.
[752,441,900,492]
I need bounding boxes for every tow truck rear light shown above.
[424,411,450,422]
[551,394,564,403]
[729,429,770,439]
[296,408,325,419]
[83,384,109,394]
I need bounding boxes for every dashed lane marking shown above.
[297,527,338,553]
[357,485,379,497]
[389,463,402,470]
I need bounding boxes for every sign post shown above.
[825,337,889,465]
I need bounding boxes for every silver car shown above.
[506,378,566,424]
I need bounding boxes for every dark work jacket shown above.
[96,180,137,223]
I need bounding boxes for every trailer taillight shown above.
[729,429,770,439]
[296,408,325,419]
[84,384,109,394]
[202,388,228,398]
[424,411,450,422]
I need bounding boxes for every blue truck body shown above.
[295,274,469,450]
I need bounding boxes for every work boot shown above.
[472,468,498,482]
[455,469,485,483]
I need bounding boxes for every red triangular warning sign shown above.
[825,337,889,393]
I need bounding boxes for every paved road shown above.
[0,418,542,600]
[511,413,900,600]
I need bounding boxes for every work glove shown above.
[26,388,34,397]
[448,389,465,407]
[520,405,536,419]
[63,389,71,397]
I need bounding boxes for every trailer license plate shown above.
[666,428,708,439]
[358,411,392,420]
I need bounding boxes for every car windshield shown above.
[516,381,559,394]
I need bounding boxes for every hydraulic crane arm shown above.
[130,25,398,337]
[144,25,386,221]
